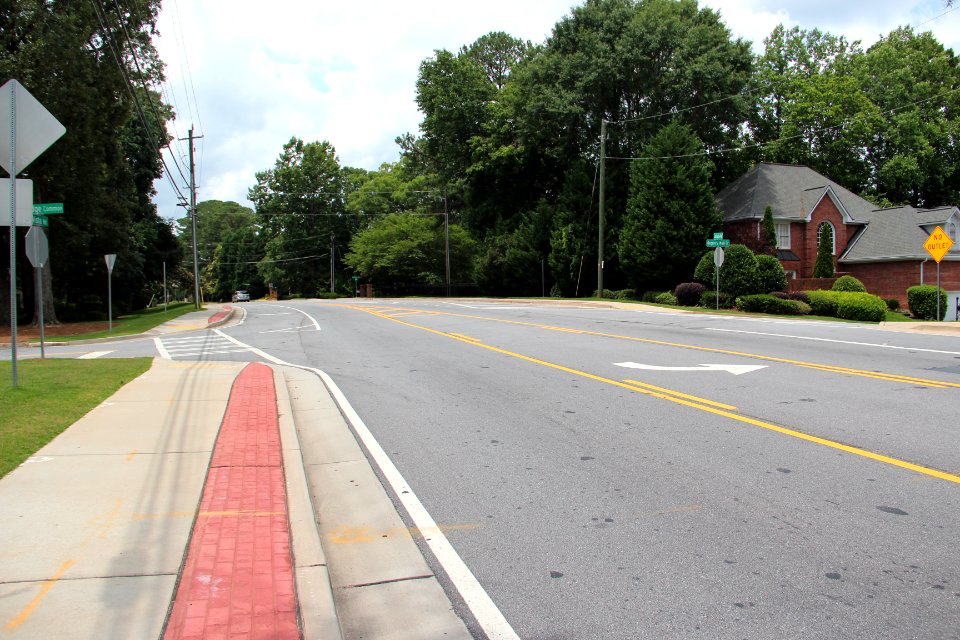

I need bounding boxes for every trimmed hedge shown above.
[614,289,638,300]
[806,290,886,322]
[736,294,811,316]
[832,275,866,292]
[655,292,678,305]
[756,254,788,293]
[907,285,947,320]
[700,291,734,309]
[674,282,706,306]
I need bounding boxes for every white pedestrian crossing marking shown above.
[77,351,113,359]
[155,334,255,360]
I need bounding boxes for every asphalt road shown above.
[10,300,960,639]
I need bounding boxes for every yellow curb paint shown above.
[351,306,960,486]
[4,560,76,631]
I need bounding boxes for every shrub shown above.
[832,275,866,292]
[549,284,563,298]
[719,244,761,298]
[700,290,734,309]
[614,289,637,300]
[907,285,947,320]
[641,291,665,303]
[806,290,839,317]
[835,292,886,322]
[674,282,706,306]
[592,289,617,298]
[885,298,900,311]
[693,251,715,285]
[654,292,678,305]
[756,254,787,293]
[806,290,886,322]
[315,292,342,299]
[736,294,810,315]
[812,224,835,278]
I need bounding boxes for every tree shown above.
[208,226,265,301]
[618,123,721,291]
[249,138,348,296]
[761,206,777,255]
[344,213,476,291]
[812,224,835,278]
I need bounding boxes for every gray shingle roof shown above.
[841,206,960,262]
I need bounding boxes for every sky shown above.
[152,0,960,221]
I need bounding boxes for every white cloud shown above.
[153,0,960,219]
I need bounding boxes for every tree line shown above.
[200,0,960,301]
[6,0,960,319]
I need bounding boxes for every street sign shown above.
[33,202,63,215]
[25,226,48,268]
[713,247,725,267]
[32,213,48,227]
[713,232,724,239]
[0,80,67,174]
[924,226,953,263]
[1,178,34,225]
[706,238,731,248]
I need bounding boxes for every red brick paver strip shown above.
[164,362,299,640]
[208,306,233,325]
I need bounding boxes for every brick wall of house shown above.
[723,219,761,252]
[803,196,857,278]
[846,261,960,308]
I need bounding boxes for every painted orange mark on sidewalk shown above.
[163,362,298,640]
[4,560,76,631]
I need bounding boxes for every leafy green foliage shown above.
[718,244,760,298]
[806,290,886,321]
[832,275,866,292]
[756,254,788,293]
[618,123,722,291]
[674,283,706,306]
[700,290,734,309]
[344,214,476,290]
[812,224,835,278]
[760,206,778,255]
[907,285,947,320]
[654,292,678,305]
[736,294,811,315]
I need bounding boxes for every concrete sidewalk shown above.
[0,355,471,639]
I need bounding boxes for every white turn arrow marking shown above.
[613,362,767,375]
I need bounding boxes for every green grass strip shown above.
[56,302,200,341]
[0,358,152,478]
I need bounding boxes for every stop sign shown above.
[25,225,48,268]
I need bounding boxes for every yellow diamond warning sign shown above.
[924,226,954,263]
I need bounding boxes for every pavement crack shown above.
[345,574,434,589]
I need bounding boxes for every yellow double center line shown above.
[349,305,960,485]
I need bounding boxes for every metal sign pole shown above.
[8,83,18,387]
[36,264,44,359]
[937,263,942,321]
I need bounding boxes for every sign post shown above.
[25,226,49,358]
[105,254,117,331]
[923,226,954,321]
[1,79,66,387]
[707,233,729,310]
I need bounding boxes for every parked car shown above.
[232,290,250,302]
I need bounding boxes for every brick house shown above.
[716,163,960,318]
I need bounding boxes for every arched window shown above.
[949,220,958,243]
[817,221,836,255]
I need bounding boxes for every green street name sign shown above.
[32,202,64,215]
[32,213,48,227]
[706,238,731,248]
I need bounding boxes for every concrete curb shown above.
[273,366,343,640]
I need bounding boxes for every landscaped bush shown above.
[736,294,810,315]
[806,290,839,317]
[592,289,617,298]
[693,251,715,285]
[885,298,900,311]
[642,291,665,303]
[756,254,787,293]
[700,291,734,308]
[832,275,867,292]
[718,244,761,298]
[674,282,706,306]
[907,285,947,320]
[654,291,678,305]
[806,290,886,322]
[614,289,638,300]
[835,292,887,322]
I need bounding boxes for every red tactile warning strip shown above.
[207,306,233,325]
[164,362,299,640]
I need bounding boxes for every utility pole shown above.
[181,126,203,309]
[444,190,451,296]
[330,232,335,293]
[597,119,607,298]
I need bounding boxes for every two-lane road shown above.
[9,299,960,638]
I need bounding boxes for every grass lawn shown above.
[0,358,152,478]
[57,302,200,341]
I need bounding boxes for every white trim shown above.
[807,186,857,224]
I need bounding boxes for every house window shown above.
[817,221,836,255]
[950,220,958,243]
[775,222,790,250]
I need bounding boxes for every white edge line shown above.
[705,327,960,356]
[274,304,322,331]
[213,328,519,640]
[153,337,171,360]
